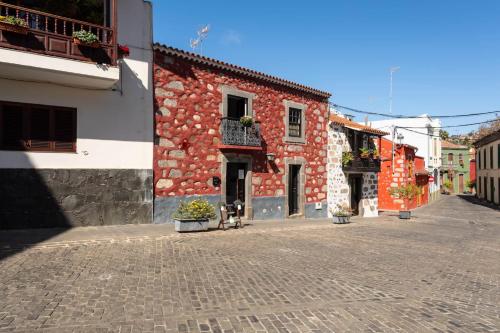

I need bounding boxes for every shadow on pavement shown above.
[457,194,500,212]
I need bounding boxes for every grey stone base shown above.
[252,196,286,220]
[305,202,328,219]
[154,194,222,224]
[154,195,328,223]
[0,169,153,229]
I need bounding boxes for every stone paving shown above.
[0,195,499,332]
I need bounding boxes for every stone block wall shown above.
[0,169,153,229]
[327,124,379,217]
[153,51,329,221]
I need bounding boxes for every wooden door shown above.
[226,163,246,205]
[458,174,464,193]
[288,165,300,215]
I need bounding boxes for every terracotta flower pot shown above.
[73,37,101,48]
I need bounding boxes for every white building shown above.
[0,0,154,228]
[370,115,442,201]
[327,113,388,218]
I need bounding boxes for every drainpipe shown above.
[391,126,396,174]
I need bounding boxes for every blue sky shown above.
[151,0,500,134]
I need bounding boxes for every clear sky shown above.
[151,0,500,135]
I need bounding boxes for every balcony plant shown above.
[389,183,420,219]
[72,30,100,48]
[342,151,354,167]
[0,15,29,35]
[172,199,216,232]
[359,147,370,159]
[372,147,380,159]
[118,44,130,58]
[331,204,352,224]
[239,116,254,127]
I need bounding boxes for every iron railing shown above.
[0,2,116,65]
[221,117,261,147]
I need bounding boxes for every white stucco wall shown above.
[0,0,153,170]
[370,116,442,194]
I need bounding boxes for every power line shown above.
[331,102,500,119]
[398,118,499,129]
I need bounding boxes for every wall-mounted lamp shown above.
[397,133,404,147]
[266,153,276,162]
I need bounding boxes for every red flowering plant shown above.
[118,44,130,58]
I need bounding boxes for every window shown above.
[478,176,481,195]
[0,101,76,152]
[284,100,306,143]
[227,95,248,119]
[478,150,481,170]
[498,144,500,169]
[288,108,302,138]
[490,146,494,169]
[458,153,463,166]
[448,153,453,165]
[484,148,487,169]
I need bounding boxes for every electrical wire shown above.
[331,102,500,119]
[397,118,500,129]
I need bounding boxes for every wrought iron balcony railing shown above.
[342,153,381,172]
[0,2,116,65]
[221,117,261,147]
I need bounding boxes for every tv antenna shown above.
[389,66,400,114]
[190,24,210,55]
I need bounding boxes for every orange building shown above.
[378,138,429,211]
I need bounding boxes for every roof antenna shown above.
[190,24,210,55]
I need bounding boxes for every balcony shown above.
[0,1,119,89]
[342,153,381,173]
[220,117,262,150]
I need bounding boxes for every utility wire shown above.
[397,118,499,129]
[331,103,500,119]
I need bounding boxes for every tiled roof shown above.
[330,115,389,136]
[441,141,468,149]
[153,44,332,99]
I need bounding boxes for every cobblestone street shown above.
[0,195,499,332]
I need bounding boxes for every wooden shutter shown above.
[54,109,76,152]
[28,107,51,151]
[1,105,25,150]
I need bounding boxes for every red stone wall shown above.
[153,52,329,205]
[378,138,427,211]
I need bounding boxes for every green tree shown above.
[439,130,449,140]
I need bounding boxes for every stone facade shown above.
[0,169,153,229]
[327,124,379,218]
[153,46,330,221]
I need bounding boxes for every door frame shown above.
[284,157,306,218]
[221,154,253,218]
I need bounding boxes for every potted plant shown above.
[239,116,254,127]
[72,30,100,48]
[359,147,370,159]
[389,183,420,219]
[442,180,453,195]
[331,204,352,224]
[372,147,380,159]
[0,15,29,35]
[466,179,475,194]
[118,44,130,58]
[342,151,354,167]
[172,199,216,232]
